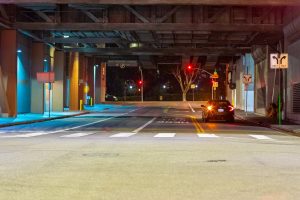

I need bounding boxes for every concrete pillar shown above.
[53,51,65,112]
[30,43,45,114]
[100,62,107,102]
[79,54,87,106]
[95,64,101,104]
[87,57,95,105]
[69,52,80,110]
[0,30,17,117]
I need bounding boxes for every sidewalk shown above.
[235,109,300,136]
[0,111,89,128]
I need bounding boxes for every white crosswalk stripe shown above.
[249,135,273,140]
[154,133,176,138]
[110,132,136,138]
[197,134,219,138]
[61,132,96,138]
[1,132,49,138]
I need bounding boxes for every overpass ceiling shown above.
[0,3,295,65]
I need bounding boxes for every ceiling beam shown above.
[35,11,53,22]
[44,37,128,43]
[63,47,250,56]
[81,10,101,23]
[156,6,181,23]
[14,22,283,32]
[1,0,299,6]
[123,5,150,23]
[207,6,230,23]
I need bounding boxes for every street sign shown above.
[210,71,219,79]
[213,81,218,88]
[37,72,55,83]
[270,53,288,69]
[243,74,252,85]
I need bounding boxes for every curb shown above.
[0,111,90,128]
[235,114,300,137]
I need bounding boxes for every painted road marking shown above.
[110,132,136,138]
[249,135,273,140]
[197,134,219,138]
[188,103,195,113]
[61,132,96,138]
[1,132,50,138]
[132,117,156,133]
[154,133,176,138]
[0,108,141,138]
[190,116,204,133]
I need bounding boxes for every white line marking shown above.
[188,103,195,113]
[154,133,176,138]
[197,134,219,138]
[60,132,96,138]
[132,117,156,133]
[249,135,273,140]
[110,132,136,138]
[1,132,49,138]
[1,108,140,138]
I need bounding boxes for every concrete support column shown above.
[30,43,45,114]
[0,30,17,117]
[100,62,107,103]
[87,57,95,105]
[79,54,87,107]
[53,51,65,112]
[69,52,80,110]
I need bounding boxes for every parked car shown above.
[105,94,118,101]
[201,100,234,122]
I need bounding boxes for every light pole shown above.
[139,66,144,102]
[199,69,214,100]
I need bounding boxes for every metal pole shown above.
[193,88,195,101]
[140,67,144,102]
[124,81,127,101]
[279,69,282,125]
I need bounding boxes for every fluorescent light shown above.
[63,35,70,38]
[44,59,47,62]
[17,49,22,53]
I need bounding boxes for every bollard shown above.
[90,98,93,106]
[80,100,83,111]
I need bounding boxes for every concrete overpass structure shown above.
[0,1,300,122]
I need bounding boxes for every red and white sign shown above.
[37,72,55,83]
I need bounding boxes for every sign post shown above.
[243,68,252,116]
[270,53,288,125]
[37,72,55,118]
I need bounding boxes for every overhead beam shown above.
[123,5,150,23]
[14,22,283,32]
[44,37,127,44]
[35,11,53,22]
[81,10,101,23]
[207,6,230,23]
[1,0,299,6]
[63,47,250,56]
[157,6,181,23]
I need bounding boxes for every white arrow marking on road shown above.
[132,117,156,133]
[197,134,219,138]
[110,132,137,138]
[61,132,96,138]
[249,135,273,140]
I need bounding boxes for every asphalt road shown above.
[0,104,300,200]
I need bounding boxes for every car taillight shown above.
[229,105,234,112]
[207,105,213,111]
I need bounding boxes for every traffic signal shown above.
[138,80,143,85]
[187,64,192,71]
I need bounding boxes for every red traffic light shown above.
[187,65,192,70]
[138,80,143,85]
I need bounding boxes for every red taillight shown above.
[229,105,234,112]
[207,105,213,111]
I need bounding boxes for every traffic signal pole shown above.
[139,66,144,102]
